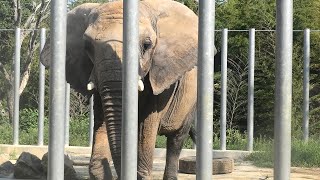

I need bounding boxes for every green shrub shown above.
[0,122,13,144]
[69,114,90,146]
[20,108,40,132]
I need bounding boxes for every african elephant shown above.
[41,0,217,179]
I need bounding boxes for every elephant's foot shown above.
[163,176,178,180]
[89,155,114,180]
[137,171,153,180]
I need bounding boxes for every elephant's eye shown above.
[142,38,152,54]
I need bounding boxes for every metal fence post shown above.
[303,28,310,142]
[13,27,21,145]
[48,0,67,178]
[274,0,293,179]
[122,0,139,179]
[220,28,228,151]
[197,0,215,178]
[65,82,70,146]
[89,95,94,146]
[247,28,255,151]
[38,28,46,146]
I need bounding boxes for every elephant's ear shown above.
[149,2,199,95]
[40,3,99,96]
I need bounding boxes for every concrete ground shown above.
[1,145,319,179]
[74,157,320,180]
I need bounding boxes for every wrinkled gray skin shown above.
[41,0,216,179]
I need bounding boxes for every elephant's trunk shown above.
[99,80,123,178]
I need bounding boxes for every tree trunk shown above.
[7,86,14,123]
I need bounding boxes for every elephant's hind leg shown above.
[89,92,114,180]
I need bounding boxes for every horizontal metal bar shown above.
[2,28,320,32]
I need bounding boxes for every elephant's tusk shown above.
[138,76,144,91]
[87,82,95,91]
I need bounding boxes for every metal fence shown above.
[0,0,312,179]
[2,28,313,149]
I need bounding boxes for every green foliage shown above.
[176,0,198,13]
[20,108,41,132]
[214,0,320,137]
[69,114,90,146]
[0,108,89,146]
[0,122,13,144]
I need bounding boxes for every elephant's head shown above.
[41,0,216,177]
[80,0,203,96]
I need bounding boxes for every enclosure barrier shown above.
[274,0,293,179]
[13,27,21,145]
[38,28,46,146]
[247,28,255,152]
[220,28,227,151]
[303,28,310,142]
[0,1,313,179]
[122,0,139,178]
[2,27,314,179]
[197,0,215,178]
[65,82,70,146]
[48,0,67,178]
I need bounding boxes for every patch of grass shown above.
[245,137,274,167]
[246,137,320,168]
[9,150,18,160]
[291,138,320,167]
[212,129,248,150]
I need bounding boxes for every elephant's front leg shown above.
[89,92,114,180]
[137,114,160,180]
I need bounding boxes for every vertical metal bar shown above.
[48,0,67,178]
[247,28,255,151]
[38,28,46,146]
[274,0,293,179]
[193,111,197,149]
[65,82,70,146]
[197,0,215,178]
[122,0,139,179]
[303,28,310,142]
[13,27,21,145]
[89,95,94,146]
[220,28,228,151]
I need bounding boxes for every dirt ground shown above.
[75,158,320,180]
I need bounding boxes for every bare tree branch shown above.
[0,61,12,85]
[12,0,22,27]
[19,0,50,95]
